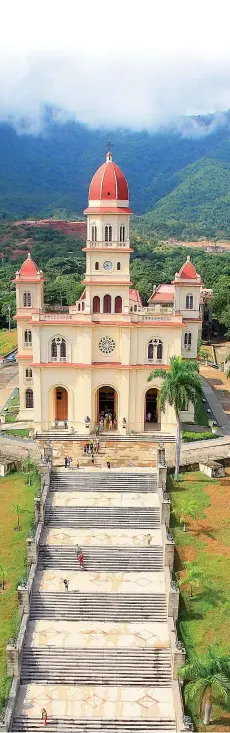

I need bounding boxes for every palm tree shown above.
[175,497,203,532]
[148,356,202,478]
[13,504,30,531]
[179,647,230,725]
[179,561,209,598]
[0,563,6,590]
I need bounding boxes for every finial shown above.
[187,255,190,261]
[106,140,112,162]
[27,252,31,259]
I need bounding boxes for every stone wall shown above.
[0,435,40,464]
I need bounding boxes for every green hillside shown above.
[134,158,230,240]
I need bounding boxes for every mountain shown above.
[135,158,230,239]
[1,114,230,237]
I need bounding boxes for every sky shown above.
[1,0,230,134]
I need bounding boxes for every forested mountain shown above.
[1,114,230,239]
[136,159,230,239]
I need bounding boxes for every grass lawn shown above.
[5,391,20,423]
[0,471,39,713]
[0,330,17,357]
[168,470,230,732]
[1,428,30,438]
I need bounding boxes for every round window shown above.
[99,337,116,355]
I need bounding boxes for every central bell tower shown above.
[82,151,133,316]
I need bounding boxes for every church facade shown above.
[15,151,203,434]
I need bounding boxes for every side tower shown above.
[173,256,202,358]
[82,150,133,317]
[14,254,45,421]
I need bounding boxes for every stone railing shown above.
[3,458,52,731]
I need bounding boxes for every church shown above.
[14,151,203,434]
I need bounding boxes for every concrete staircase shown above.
[12,718,177,731]
[30,592,168,621]
[21,647,172,685]
[37,546,164,571]
[12,468,177,732]
[45,506,161,529]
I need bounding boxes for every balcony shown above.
[85,240,130,249]
[24,341,32,348]
[50,356,67,362]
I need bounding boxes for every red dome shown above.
[19,253,39,279]
[89,152,129,202]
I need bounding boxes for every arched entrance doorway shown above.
[55,387,68,422]
[145,388,160,431]
[96,386,118,430]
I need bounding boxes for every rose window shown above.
[99,337,116,355]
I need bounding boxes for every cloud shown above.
[1,0,230,135]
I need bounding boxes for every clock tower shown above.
[82,150,133,317]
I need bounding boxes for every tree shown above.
[13,503,30,531]
[0,563,6,590]
[179,647,230,725]
[23,455,34,486]
[180,561,209,598]
[175,497,203,532]
[148,356,202,478]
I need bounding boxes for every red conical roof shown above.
[19,253,39,279]
[89,152,129,202]
[178,257,199,279]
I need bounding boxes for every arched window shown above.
[25,389,33,408]
[95,261,99,270]
[103,294,111,313]
[24,330,32,346]
[23,291,31,307]
[184,332,192,347]
[25,367,32,379]
[105,225,112,242]
[157,341,163,360]
[186,294,193,309]
[117,262,121,271]
[148,341,154,360]
[92,225,97,242]
[93,296,100,313]
[120,225,125,242]
[147,339,163,362]
[82,301,85,311]
[115,295,122,313]
[51,337,67,362]
[78,303,81,311]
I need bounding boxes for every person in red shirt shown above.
[78,551,84,570]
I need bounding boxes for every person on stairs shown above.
[106,456,111,469]
[41,709,48,726]
[78,550,85,570]
[63,579,69,591]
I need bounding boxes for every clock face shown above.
[103,261,113,272]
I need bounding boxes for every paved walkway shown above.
[200,367,230,435]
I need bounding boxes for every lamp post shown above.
[8,304,11,332]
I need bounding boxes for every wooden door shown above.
[56,388,68,421]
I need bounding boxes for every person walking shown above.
[63,579,69,591]
[69,456,73,470]
[106,455,111,469]
[78,551,84,570]
[76,461,80,469]
[91,453,94,465]
[64,456,68,468]
[42,709,48,726]
[146,533,152,546]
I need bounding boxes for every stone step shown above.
[12,717,176,731]
[45,507,160,529]
[30,593,167,621]
[21,648,172,685]
[37,432,176,441]
[38,546,163,572]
